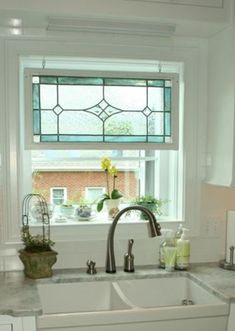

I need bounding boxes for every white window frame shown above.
[50,187,67,205]
[24,68,179,151]
[1,37,205,246]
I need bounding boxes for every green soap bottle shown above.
[176,228,190,270]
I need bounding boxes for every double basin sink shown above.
[38,275,227,314]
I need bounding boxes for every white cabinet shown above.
[0,316,36,331]
[206,25,235,186]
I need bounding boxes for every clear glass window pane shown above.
[105,86,146,110]
[40,85,57,109]
[59,111,103,135]
[59,85,103,109]
[148,87,164,111]
[41,111,57,134]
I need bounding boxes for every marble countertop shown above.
[1,263,235,317]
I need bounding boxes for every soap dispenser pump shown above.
[176,228,190,270]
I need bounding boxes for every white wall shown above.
[207,25,235,186]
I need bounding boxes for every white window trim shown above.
[50,187,67,205]
[85,187,105,195]
[1,37,206,245]
[24,68,179,151]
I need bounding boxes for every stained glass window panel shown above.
[31,74,175,144]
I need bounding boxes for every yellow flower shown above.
[109,165,118,177]
[101,157,111,171]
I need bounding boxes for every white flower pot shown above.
[104,199,120,218]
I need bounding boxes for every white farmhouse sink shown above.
[37,276,229,331]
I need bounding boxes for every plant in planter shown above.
[19,193,57,279]
[76,197,92,220]
[96,157,123,218]
[134,195,165,220]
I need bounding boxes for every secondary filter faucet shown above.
[105,206,161,273]
[124,239,135,272]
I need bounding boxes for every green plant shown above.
[97,157,123,212]
[134,195,165,216]
[21,225,55,253]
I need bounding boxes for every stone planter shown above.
[19,249,58,279]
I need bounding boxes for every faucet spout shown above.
[105,206,161,273]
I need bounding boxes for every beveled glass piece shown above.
[33,110,40,134]
[105,135,147,142]
[33,84,39,110]
[40,77,57,84]
[99,100,108,110]
[164,87,171,112]
[53,105,63,115]
[165,80,172,87]
[58,77,103,85]
[165,112,171,136]
[32,76,39,84]
[59,135,103,142]
[33,135,41,143]
[143,107,152,116]
[99,111,109,121]
[41,135,58,142]
[148,136,164,143]
[105,78,146,86]
[148,80,164,87]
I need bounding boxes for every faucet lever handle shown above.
[124,239,135,272]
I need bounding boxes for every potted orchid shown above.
[97,157,123,217]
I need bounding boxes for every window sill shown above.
[28,213,183,242]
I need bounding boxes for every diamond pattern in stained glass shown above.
[99,100,108,110]
[99,111,109,121]
[53,105,63,115]
[143,107,152,116]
